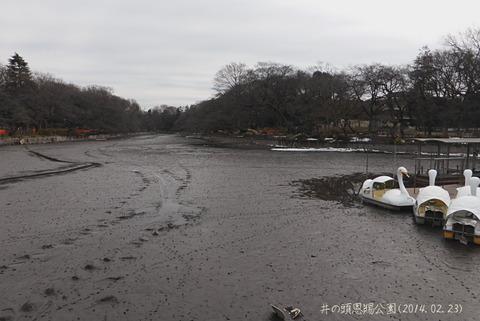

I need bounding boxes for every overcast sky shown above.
[1,0,479,109]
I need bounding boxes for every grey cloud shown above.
[1,0,478,108]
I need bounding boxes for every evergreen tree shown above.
[5,52,33,90]
[1,53,35,127]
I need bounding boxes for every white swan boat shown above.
[359,166,415,211]
[413,169,451,225]
[455,169,480,198]
[444,177,480,245]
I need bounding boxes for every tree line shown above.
[3,28,480,140]
[0,53,181,135]
[173,28,480,140]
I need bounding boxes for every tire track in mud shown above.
[117,200,313,288]
[16,173,311,314]
[2,139,232,318]
[45,176,278,315]
[43,164,203,311]
[19,164,196,253]
[2,142,279,316]
[0,150,101,183]
[56,214,298,315]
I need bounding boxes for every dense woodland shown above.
[0,54,181,136]
[3,28,480,140]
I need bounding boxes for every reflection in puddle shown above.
[294,172,418,207]
[293,173,366,207]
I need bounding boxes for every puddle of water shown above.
[293,171,417,207]
[293,173,366,207]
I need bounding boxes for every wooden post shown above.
[447,144,450,174]
[473,145,477,171]
[467,144,471,169]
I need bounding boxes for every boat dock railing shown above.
[414,156,466,187]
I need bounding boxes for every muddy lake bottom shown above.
[1,134,479,321]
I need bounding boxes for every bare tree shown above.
[308,70,358,138]
[32,73,78,129]
[347,64,387,137]
[377,65,411,138]
[0,63,6,86]
[212,62,249,95]
[252,62,297,130]
[444,28,480,125]
[445,28,480,55]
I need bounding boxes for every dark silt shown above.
[0,134,479,320]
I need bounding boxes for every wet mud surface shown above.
[293,173,366,207]
[0,149,100,183]
[1,135,480,320]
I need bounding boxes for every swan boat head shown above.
[456,169,476,198]
[444,177,480,244]
[360,166,414,209]
[380,167,415,207]
[414,169,451,224]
